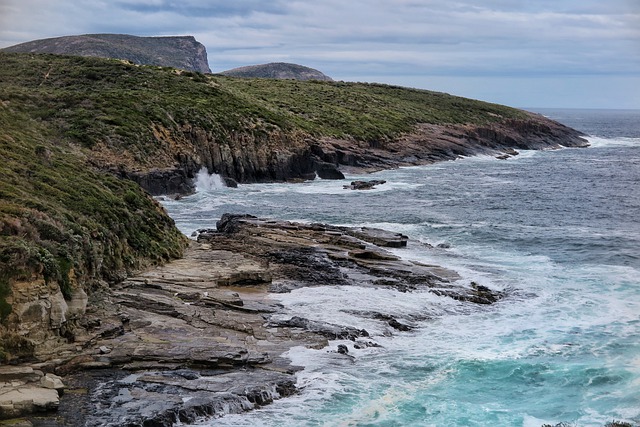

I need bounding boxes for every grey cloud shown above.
[0,0,637,107]
[113,0,289,18]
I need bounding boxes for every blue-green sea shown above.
[162,109,640,426]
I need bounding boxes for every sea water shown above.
[161,109,640,426]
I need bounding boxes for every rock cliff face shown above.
[221,62,333,81]
[123,112,586,195]
[1,34,211,73]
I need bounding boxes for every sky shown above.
[1,0,639,109]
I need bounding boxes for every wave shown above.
[194,168,226,192]
[586,136,640,148]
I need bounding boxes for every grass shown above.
[0,52,534,358]
[0,100,186,358]
[0,53,527,169]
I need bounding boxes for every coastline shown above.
[8,215,502,426]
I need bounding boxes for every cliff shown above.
[0,52,587,364]
[1,34,211,73]
[221,62,333,81]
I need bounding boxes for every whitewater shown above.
[161,109,640,426]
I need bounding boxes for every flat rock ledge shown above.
[0,367,64,420]
[8,214,503,426]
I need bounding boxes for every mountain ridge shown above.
[1,34,211,73]
[221,62,333,81]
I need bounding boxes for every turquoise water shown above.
[162,109,640,426]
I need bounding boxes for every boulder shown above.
[40,374,65,392]
[343,180,386,190]
[315,162,345,180]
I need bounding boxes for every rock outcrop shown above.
[0,54,589,417]
[221,62,333,81]
[0,367,65,419]
[1,34,211,73]
[5,215,502,425]
[121,113,588,196]
[344,180,387,190]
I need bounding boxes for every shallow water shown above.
[162,109,640,426]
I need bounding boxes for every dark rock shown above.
[124,168,196,196]
[216,214,258,234]
[344,227,408,248]
[469,282,503,304]
[269,316,369,340]
[344,180,387,190]
[223,177,238,188]
[344,310,413,332]
[388,318,412,332]
[315,161,345,180]
[437,242,452,249]
[337,344,349,355]
[353,340,383,350]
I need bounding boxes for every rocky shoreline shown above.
[2,214,503,426]
[123,114,589,196]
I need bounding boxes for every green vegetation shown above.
[221,78,526,142]
[0,93,187,328]
[0,52,529,344]
[0,52,525,165]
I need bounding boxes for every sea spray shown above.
[195,168,226,192]
[163,109,640,426]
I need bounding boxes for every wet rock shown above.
[269,316,369,340]
[343,179,386,190]
[315,161,345,179]
[223,177,239,188]
[18,216,505,425]
[353,340,383,350]
[387,318,412,332]
[337,344,349,355]
[469,282,503,304]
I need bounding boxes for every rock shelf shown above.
[4,215,503,426]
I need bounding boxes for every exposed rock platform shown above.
[6,215,502,426]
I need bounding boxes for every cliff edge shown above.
[1,34,211,73]
[0,52,587,369]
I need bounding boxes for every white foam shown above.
[194,168,226,192]
[586,136,640,148]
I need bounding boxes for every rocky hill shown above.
[0,52,587,367]
[221,62,333,81]
[1,34,211,73]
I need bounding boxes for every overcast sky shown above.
[1,0,639,109]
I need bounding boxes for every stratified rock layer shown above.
[8,215,502,425]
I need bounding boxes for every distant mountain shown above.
[221,62,333,81]
[1,34,211,73]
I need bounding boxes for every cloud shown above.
[0,0,638,107]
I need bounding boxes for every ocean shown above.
[161,109,640,426]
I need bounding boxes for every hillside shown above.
[1,34,211,73]
[0,52,586,361]
[221,62,333,81]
